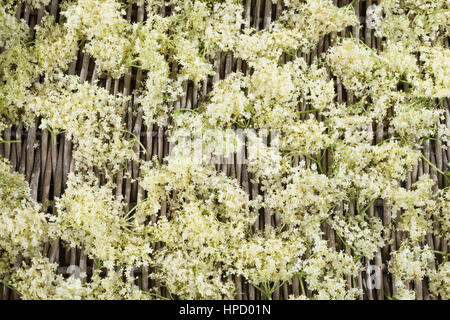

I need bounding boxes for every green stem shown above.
[0,278,14,291]
[296,108,320,115]
[264,282,272,300]
[430,250,450,257]
[420,153,450,184]
[335,230,350,249]
[429,8,450,16]
[347,0,357,8]
[358,198,376,215]
[384,292,395,300]
[46,127,61,145]
[122,129,147,155]
[298,272,306,296]
[124,204,138,221]
[173,108,197,114]
[146,291,170,300]
[316,153,323,174]
[376,136,403,145]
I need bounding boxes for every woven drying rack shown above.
[1,0,449,300]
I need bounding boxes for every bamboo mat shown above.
[1,0,449,300]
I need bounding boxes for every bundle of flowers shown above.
[0,0,449,300]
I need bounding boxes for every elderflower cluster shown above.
[0,40,36,130]
[203,72,249,127]
[11,257,148,300]
[433,188,450,241]
[54,173,152,270]
[267,165,339,229]
[33,15,79,76]
[0,6,28,48]
[0,0,449,301]
[235,0,358,63]
[376,0,449,47]
[138,156,255,299]
[61,0,133,78]
[299,240,363,300]
[25,0,51,9]
[390,101,443,145]
[388,243,434,284]
[0,158,49,276]
[233,227,306,290]
[245,129,283,185]
[326,38,400,117]
[412,46,450,98]
[26,74,136,171]
[280,116,333,156]
[388,176,437,241]
[391,281,416,300]
[429,262,450,300]
[330,214,385,259]
[333,142,420,206]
